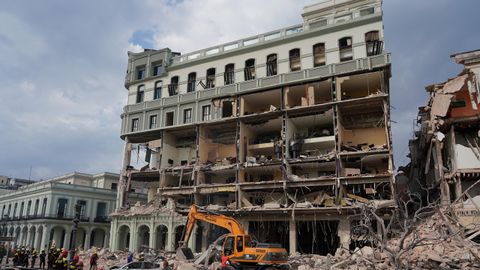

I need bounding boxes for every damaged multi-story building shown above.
[406,49,480,235]
[111,0,394,255]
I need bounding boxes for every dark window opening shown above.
[365,31,382,56]
[149,115,157,129]
[183,108,192,124]
[41,198,47,216]
[137,67,146,80]
[187,72,196,92]
[169,76,179,96]
[34,199,39,216]
[451,99,466,108]
[297,221,339,255]
[152,64,163,76]
[19,202,24,217]
[289,48,301,71]
[339,37,353,62]
[131,118,139,132]
[77,200,87,218]
[222,101,233,118]
[136,85,145,103]
[166,112,174,126]
[202,105,211,121]
[206,68,216,89]
[266,54,277,76]
[111,183,118,190]
[56,198,68,218]
[154,81,162,100]
[96,202,107,218]
[313,43,326,67]
[224,64,235,85]
[244,59,256,81]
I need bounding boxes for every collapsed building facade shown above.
[406,49,480,238]
[110,0,395,255]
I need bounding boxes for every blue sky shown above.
[0,0,478,180]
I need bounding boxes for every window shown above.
[360,7,375,16]
[206,68,216,89]
[19,202,24,217]
[266,54,277,76]
[365,31,382,56]
[166,112,174,126]
[224,236,235,254]
[136,85,145,103]
[77,200,87,218]
[222,101,233,118]
[202,105,211,121]
[244,59,255,81]
[131,118,139,132]
[236,236,244,252]
[26,200,32,216]
[183,108,192,124]
[111,183,118,190]
[34,199,39,216]
[41,198,47,216]
[289,48,301,71]
[136,67,146,80]
[96,202,107,218]
[149,115,157,129]
[339,37,353,62]
[187,72,196,92]
[56,198,68,218]
[7,204,11,217]
[313,43,326,67]
[152,64,163,76]
[169,76,179,96]
[154,81,162,100]
[13,203,17,217]
[224,64,235,85]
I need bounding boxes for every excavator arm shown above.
[182,205,246,246]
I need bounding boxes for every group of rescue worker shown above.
[7,245,98,270]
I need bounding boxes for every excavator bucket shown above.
[176,246,195,261]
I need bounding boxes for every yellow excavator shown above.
[177,205,290,270]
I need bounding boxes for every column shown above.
[117,139,131,210]
[338,219,351,250]
[84,228,91,250]
[167,219,174,252]
[130,222,137,252]
[109,220,116,251]
[103,233,109,249]
[149,230,156,250]
[40,225,50,250]
[63,229,71,250]
[33,226,41,250]
[26,227,32,247]
[289,220,297,255]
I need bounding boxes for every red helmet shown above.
[73,254,79,262]
[62,250,69,257]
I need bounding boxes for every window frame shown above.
[206,68,216,89]
[136,85,145,103]
[313,43,326,67]
[202,105,211,121]
[149,115,158,129]
[131,118,139,132]
[289,48,301,71]
[339,37,353,62]
[154,81,162,100]
[266,54,278,76]
[224,64,235,85]
[244,59,256,81]
[183,108,193,124]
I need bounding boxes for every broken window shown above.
[244,59,256,81]
[154,81,162,100]
[365,31,382,56]
[313,43,326,67]
[136,67,146,80]
[224,63,235,85]
[202,105,211,121]
[136,85,145,103]
[131,118,139,132]
[289,48,301,71]
[165,112,174,126]
[149,115,157,129]
[168,76,179,96]
[222,100,233,118]
[339,37,353,62]
[266,54,278,76]
[206,68,216,89]
[187,72,196,92]
[183,108,192,124]
[241,89,281,116]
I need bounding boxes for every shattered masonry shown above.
[110,0,396,255]
[401,49,480,238]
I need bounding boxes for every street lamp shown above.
[69,203,82,262]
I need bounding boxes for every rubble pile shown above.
[289,210,480,270]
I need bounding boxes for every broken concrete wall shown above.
[454,131,480,169]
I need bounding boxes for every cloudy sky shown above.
[0,0,478,180]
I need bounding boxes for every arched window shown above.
[266,54,277,76]
[289,49,301,71]
[169,76,179,96]
[365,31,382,56]
[224,64,235,85]
[313,43,326,67]
[206,68,216,89]
[244,59,256,81]
[136,85,145,103]
[154,81,162,100]
[187,72,196,92]
[339,37,353,62]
